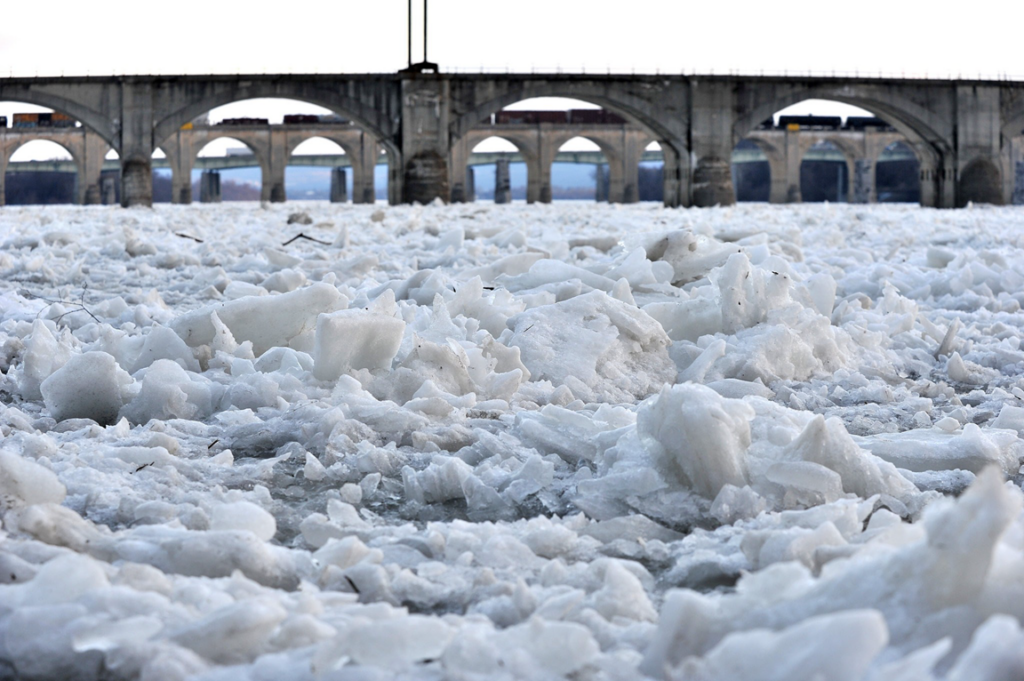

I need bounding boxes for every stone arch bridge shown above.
[2,72,1022,208]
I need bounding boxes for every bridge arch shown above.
[192,137,265,202]
[735,89,952,206]
[449,83,689,206]
[0,90,116,148]
[875,140,921,203]
[466,135,535,203]
[153,88,400,163]
[2,139,81,206]
[731,138,778,202]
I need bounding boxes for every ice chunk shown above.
[170,598,288,664]
[120,359,215,424]
[129,324,200,373]
[313,308,406,381]
[209,500,277,541]
[0,450,66,510]
[507,290,674,403]
[13,319,75,400]
[638,384,753,498]
[170,282,342,355]
[41,351,133,425]
[670,609,888,681]
[782,415,918,502]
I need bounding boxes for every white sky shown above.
[0,1,1015,158]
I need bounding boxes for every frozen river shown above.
[2,201,1024,679]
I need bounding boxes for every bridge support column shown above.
[494,157,511,204]
[448,135,471,203]
[465,166,475,202]
[81,131,108,205]
[163,129,194,204]
[330,168,348,203]
[352,132,377,204]
[402,77,450,203]
[955,85,1004,206]
[620,129,645,203]
[690,81,736,207]
[101,176,117,204]
[200,171,221,203]
[660,144,688,207]
[596,164,609,202]
[264,127,287,202]
[119,82,155,207]
[852,159,874,203]
[783,128,802,203]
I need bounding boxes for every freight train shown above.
[4,112,77,129]
[282,114,350,125]
[757,115,896,131]
[491,109,628,125]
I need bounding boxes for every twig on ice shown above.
[282,233,331,246]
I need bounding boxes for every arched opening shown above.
[155,97,394,205]
[554,136,608,201]
[377,147,392,204]
[876,141,920,203]
[639,141,664,202]
[958,158,1003,206]
[736,97,943,206]
[458,95,667,204]
[5,140,77,205]
[801,140,848,203]
[468,136,527,203]
[1,101,95,206]
[287,137,351,202]
[192,138,261,202]
[731,139,770,202]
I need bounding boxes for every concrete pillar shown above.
[852,159,873,203]
[690,80,736,206]
[81,131,108,205]
[163,129,194,204]
[401,77,450,203]
[955,85,1003,206]
[660,143,688,207]
[537,133,558,204]
[330,167,348,203]
[494,157,511,204]
[199,171,221,203]
[1014,161,1024,205]
[101,176,117,205]
[265,127,287,203]
[595,164,609,202]
[352,131,377,204]
[119,82,155,207]
[448,135,470,203]
[0,145,7,207]
[620,129,644,204]
[465,166,475,202]
[784,128,802,203]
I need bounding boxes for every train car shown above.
[13,113,39,128]
[51,112,76,128]
[844,116,894,131]
[318,114,348,124]
[777,115,842,130]
[568,109,627,125]
[284,114,320,125]
[217,117,269,126]
[495,110,569,125]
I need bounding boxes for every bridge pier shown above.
[402,77,450,204]
[351,132,378,204]
[119,83,155,207]
[690,82,736,207]
[494,157,511,204]
[265,127,288,202]
[955,85,1004,206]
[330,168,348,203]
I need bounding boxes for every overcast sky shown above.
[1,0,1016,78]
[1,1,1018,159]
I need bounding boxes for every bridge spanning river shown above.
[2,70,1024,207]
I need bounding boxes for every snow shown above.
[3,200,1024,679]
